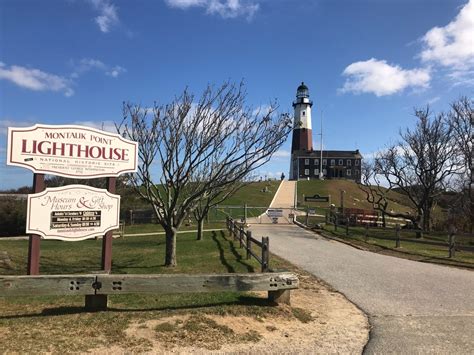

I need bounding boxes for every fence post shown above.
[244,204,247,224]
[239,227,244,248]
[449,230,456,258]
[346,218,349,236]
[261,236,269,272]
[334,215,338,231]
[325,211,329,224]
[246,231,252,260]
[233,224,238,240]
[365,224,369,242]
[129,210,134,225]
[305,207,309,226]
[395,224,400,248]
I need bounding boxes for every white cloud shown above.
[273,149,290,158]
[0,119,35,135]
[89,0,119,33]
[0,62,74,97]
[71,58,126,78]
[340,58,430,96]
[420,0,474,71]
[165,0,259,20]
[106,65,127,78]
[73,120,117,133]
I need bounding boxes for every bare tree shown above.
[119,82,291,266]
[358,160,415,228]
[376,107,461,236]
[447,97,473,232]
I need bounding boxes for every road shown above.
[249,224,474,354]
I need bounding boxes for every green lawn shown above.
[297,179,413,214]
[298,216,474,266]
[0,227,298,352]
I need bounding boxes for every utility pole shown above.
[319,110,324,180]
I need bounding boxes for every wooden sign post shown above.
[27,174,45,275]
[7,124,137,276]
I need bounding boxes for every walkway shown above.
[249,224,474,354]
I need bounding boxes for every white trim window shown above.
[323,159,327,166]
[347,159,351,166]
[338,159,343,166]
[346,169,351,176]
[355,160,360,166]
[323,169,327,175]
[305,158,309,165]
[304,169,309,176]
[355,169,360,175]
[330,159,335,166]
[314,168,319,175]
[314,158,319,165]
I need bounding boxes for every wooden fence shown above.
[311,217,474,259]
[226,217,270,272]
[0,272,299,310]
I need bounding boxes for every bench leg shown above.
[268,290,291,305]
[85,295,108,311]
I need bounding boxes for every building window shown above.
[347,169,351,176]
[302,111,306,116]
[323,169,327,175]
[338,159,343,166]
[355,169,360,175]
[330,159,335,166]
[323,159,327,166]
[355,160,360,166]
[314,158,319,165]
[305,159,309,165]
[304,169,309,176]
[314,168,319,175]
[347,160,351,166]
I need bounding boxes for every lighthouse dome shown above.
[296,82,309,99]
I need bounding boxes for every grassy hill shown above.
[297,179,413,214]
[220,180,281,207]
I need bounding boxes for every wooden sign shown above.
[266,208,283,217]
[26,185,120,241]
[304,194,329,202]
[7,124,138,178]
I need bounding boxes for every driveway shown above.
[249,224,474,354]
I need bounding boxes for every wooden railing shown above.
[226,217,270,272]
[0,272,299,310]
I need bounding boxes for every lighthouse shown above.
[288,82,363,182]
[290,82,313,179]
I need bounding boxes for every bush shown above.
[0,197,27,236]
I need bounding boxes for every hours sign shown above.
[26,185,120,241]
[7,124,138,178]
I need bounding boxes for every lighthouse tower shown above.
[290,82,313,179]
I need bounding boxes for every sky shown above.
[1,0,473,189]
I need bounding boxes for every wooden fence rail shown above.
[0,272,298,309]
[226,217,270,272]
[309,217,474,258]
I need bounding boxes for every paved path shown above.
[249,224,474,354]
[248,180,297,224]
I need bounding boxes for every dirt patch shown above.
[92,271,369,354]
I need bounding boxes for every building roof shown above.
[293,149,363,159]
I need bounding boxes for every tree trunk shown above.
[164,227,177,267]
[196,218,204,241]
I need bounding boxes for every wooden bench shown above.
[0,272,299,311]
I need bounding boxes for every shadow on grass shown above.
[0,295,272,320]
[221,230,255,273]
[211,231,235,273]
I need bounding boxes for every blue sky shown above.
[1,0,473,189]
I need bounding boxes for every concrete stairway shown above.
[247,180,296,224]
[270,180,296,208]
